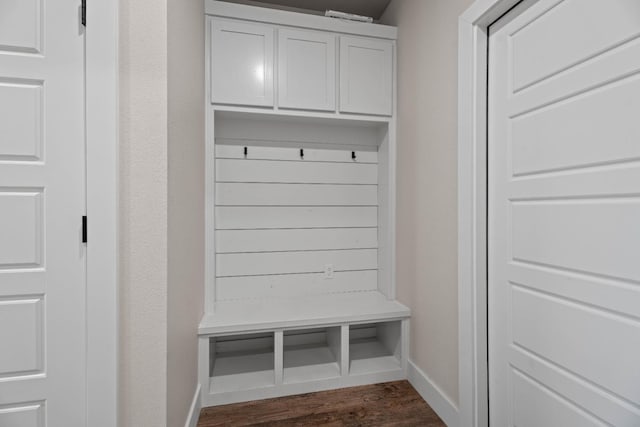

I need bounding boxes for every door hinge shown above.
[81,0,86,27]
[82,216,88,243]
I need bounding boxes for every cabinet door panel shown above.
[278,29,336,111]
[211,20,274,106]
[340,37,393,116]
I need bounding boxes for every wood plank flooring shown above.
[197,381,446,426]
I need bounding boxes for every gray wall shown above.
[119,0,169,425]
[381,0,473,406]
[167,0,205,425]
[119,0,205,425]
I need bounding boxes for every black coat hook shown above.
[352,151,356,160]
[300,148,304,158]
[244,146,248,157]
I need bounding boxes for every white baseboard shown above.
[407,360,459,427]
[185,384,202,427]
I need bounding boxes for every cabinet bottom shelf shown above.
[349,338,401,376]
[211,351,275,393]
[284,344,340,384]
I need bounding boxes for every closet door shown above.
[211,19,274,107]
[278,29,336,111]
[339,36,393,116]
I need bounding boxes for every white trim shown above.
[86,1,119,427]
[407,361,459,427]
[457,1,530,427]
[185,384,202,427]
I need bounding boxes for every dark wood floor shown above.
[197,381,445,426]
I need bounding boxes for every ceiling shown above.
[225,0,392,20]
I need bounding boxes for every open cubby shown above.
[209,333,275,393]
[283,327,341,384]
[349,321,402,376]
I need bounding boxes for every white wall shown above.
[381,0,473,407]
[119,0,169,425]
[167,0,205,425]
[119,0,205,426]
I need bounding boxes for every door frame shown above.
[457,1,534,426]
[86,2,118,427]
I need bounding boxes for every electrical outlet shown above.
[324,264,334,279]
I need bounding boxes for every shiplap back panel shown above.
[215,145,378,301]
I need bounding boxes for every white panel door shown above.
[339,36,392,116]
[211,19,274,107]
[0,1,86,426]
[278,28,336,111]
[489,0,640,425]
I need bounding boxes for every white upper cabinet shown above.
[211,20,274,107]
[339,37,393,116]
[278,29,336,111]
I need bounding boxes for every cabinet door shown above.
[340,37,393,116]
[211,20,274,107]
[278,29,336,111]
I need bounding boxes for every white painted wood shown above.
[376,128,395,298]
[0,297,43,376]
[200,317,407,406]
[339,37,393,116]
[216,270,377,301]
[0,401,45,427]
[85,0,119,425]
[198,337,211,401]
[377,321,401,361]
[202,1,404,406]
[339,325,349,377]
[274,331,284,385]
[215,183,377,206]
[202,367,405,407]
[184,384,201,427]
[511,370,605,427]
[206,0,398,40]
[211,354,275,393]
[216,206,377,229]
[407,361,460,427]
[205,15,219,315]
[511,75,640,177]
[283,347,340,384]
[211,333,275,393]
[217,249,377,277]
[210,18,274,106]
[199,290,410,335]
[283,328,341,383]
[214,104,391,126]
[215,145,378,163]
[0,191,42,267]
[0,0,40,54]
[215,158,378,184]
[327,327,342,373]
[489,1,640,425]
[349,340,400,376]
[511,201,640,281]
[458,1,532,425]
[0,1,86,425]
[0,82,41,161]
[509,0,640,92]
[216,228,378,253]
[278,29,336,111]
